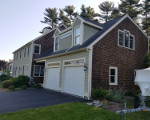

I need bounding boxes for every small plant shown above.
[0,74,12,82]
[125,89,140,97]
[110,89,125,103]
[33,83,41,89]
[91,88,111,100]
[2,80,13,88]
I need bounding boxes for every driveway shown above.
[0,88,85,113]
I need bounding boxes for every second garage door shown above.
[63,66,85,97]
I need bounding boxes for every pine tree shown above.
[59,9,69,26]
[63,5,77,25]
[80,4,99,20]
[99,1,115,22]
[41,8,58,29]
[142,0,150,36]
[111,8,122,19]
[119,0,141,20]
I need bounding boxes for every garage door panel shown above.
[63,66,84,97]
[45,68,60,91]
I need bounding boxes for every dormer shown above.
[53,15,103,52]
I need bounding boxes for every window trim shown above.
[33,65,44,77]
[34,44,41,54]
[74,26,81,45]
[109,66,118,85]
[24,48,26,57]
[60,31,72,39]
[118,29,135,50]
[54,36,59,51]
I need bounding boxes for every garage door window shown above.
[34,65,44,77]
[64,59,84,66]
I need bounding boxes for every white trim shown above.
[109,66,118,85]
[84,21,103,29]
[63,58,85,67]
[46,61,61,68]
[87,46,93,100]
[33,44,41,54]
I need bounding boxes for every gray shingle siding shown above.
[59,35,72,50]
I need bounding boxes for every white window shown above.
[34,65,44,77]
[74,26,80,45]
[34,44,41,54]
[60,31,72,39]
[118,29,135,50]
[109,67,118,85]
[55,37,59,51]
[28,46,30,55]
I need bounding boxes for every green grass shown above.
[0,102,149,120]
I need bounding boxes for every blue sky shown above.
[0,0,120,61]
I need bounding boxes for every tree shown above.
[99,1,115,22]
[111,8,122,19]
[142,0,150,36]
[80,4,99,20]
[0,60,7,71]
[119,0,141,20]
[63,5,77,25]
[59,9,69,26]
[41,8,58,29]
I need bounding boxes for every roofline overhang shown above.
[35,47,88,62]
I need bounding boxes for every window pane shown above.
[125,31,129,47]
[110,76,115,83]
[75,27,80,36]
[110,69,115,75]
[75,36,80,44]
[40,66,44,76]
[130,35,134,49]
[119,31,124,46]
[34,45,40,54]
[34,66,40,76]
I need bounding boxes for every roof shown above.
[13,24,66,54]
[36,15,126,60]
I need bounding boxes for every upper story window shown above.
[34,44,41,54]
[118,30,135,50]
[74,26,80,45]
[24,48,26,57]
[55,37,59,51]
[28,46,30,55]
[109,67,118,85]
[60,31,72,39]
[20,52,21,59]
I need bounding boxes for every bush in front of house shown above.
[2,80,13,88]
[33,83,41,89]
[91,88,111,100]
[144,52,150,67]
[110,89,125,103]
[13,75,29,88]
[0,74,12,82]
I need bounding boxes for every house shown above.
[7,59,13,75]
[12,24,66,83]
[36,14,148,99]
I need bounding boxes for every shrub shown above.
[2,80,13,88]
[110,89,125,103]
[8,85,15,90]
[125,89,140,97]
[33,83,41,89]
[13,75,29,88]
[91,88,111,100]
[0,74,12,82]
[21,85,27,89]
[144,52,150,67]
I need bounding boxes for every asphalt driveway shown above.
[0,88,85,113]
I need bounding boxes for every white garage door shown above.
[45,68,60,91]
[63,66,85,97]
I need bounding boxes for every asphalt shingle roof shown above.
[36,15,125,59]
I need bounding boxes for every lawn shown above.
[0,102,149,120]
